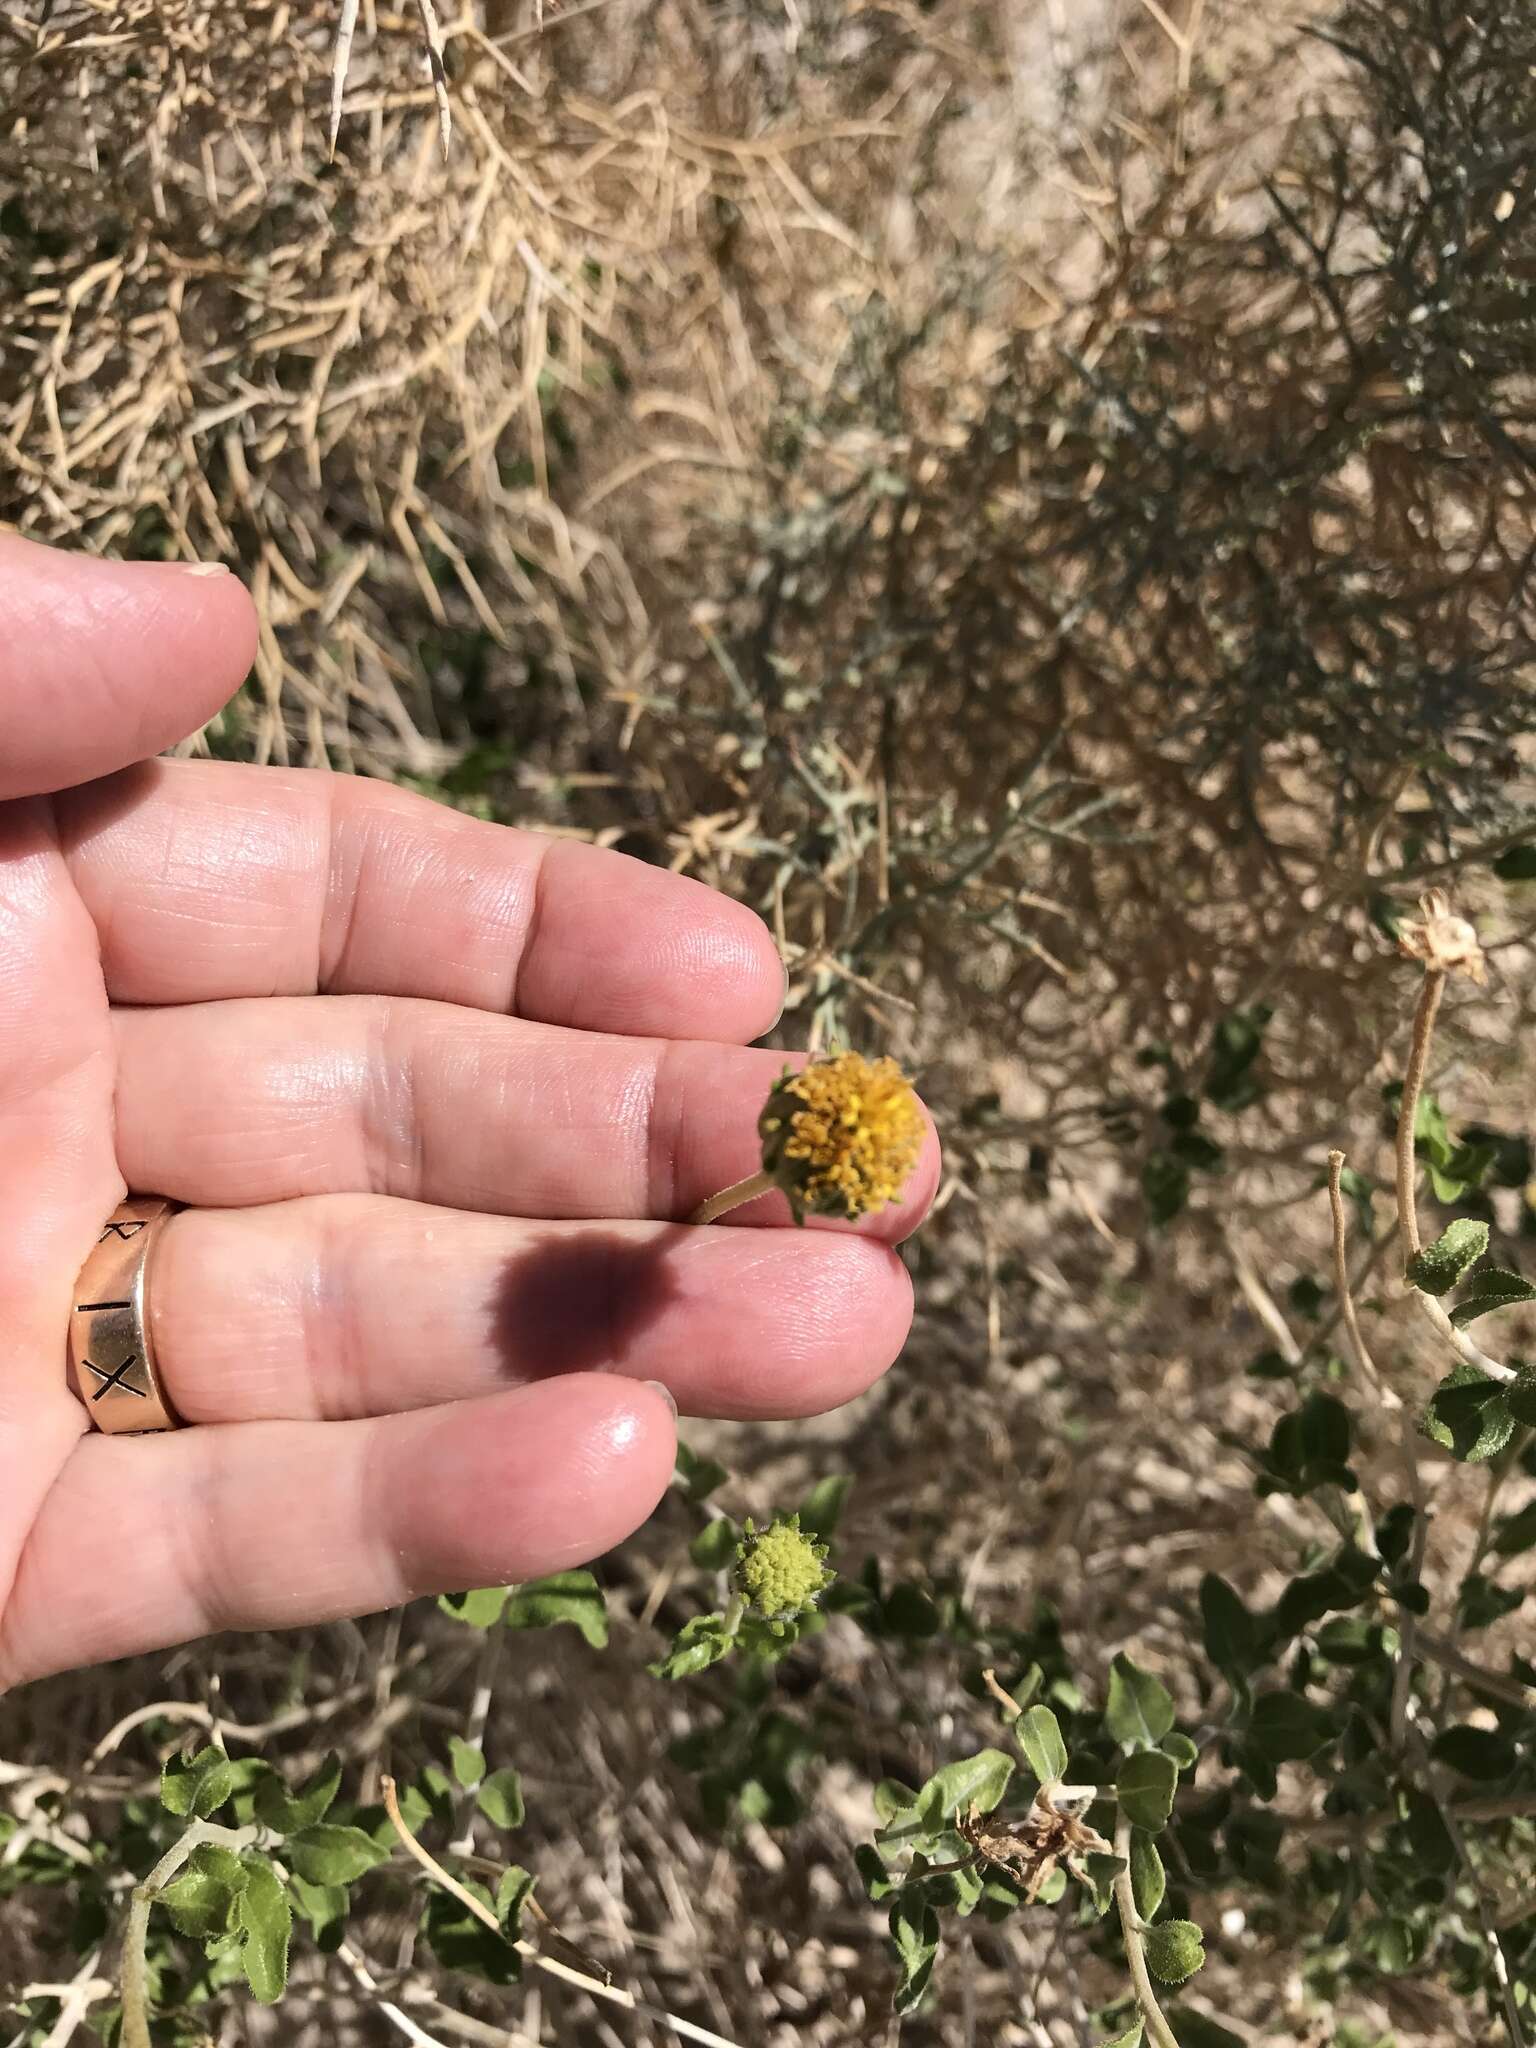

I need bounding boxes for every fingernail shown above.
[172,562,230,578]
[643,1378,678,1419]
[769,956,789,1032]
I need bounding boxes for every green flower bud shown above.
[732,1514,834,1622]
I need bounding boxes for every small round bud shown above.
[732,1515,834,1623]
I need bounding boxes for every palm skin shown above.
[0,538,936,1690]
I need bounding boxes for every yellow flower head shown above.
[759,1051,925,1223]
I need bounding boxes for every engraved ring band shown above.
[67,1198,182,1434]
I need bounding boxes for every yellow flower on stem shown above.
[690,1050,926,1226]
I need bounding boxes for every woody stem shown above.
[1113,1814,1182,2048]
[689,1169,775,1226]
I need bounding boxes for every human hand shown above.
[0,539,937,1688]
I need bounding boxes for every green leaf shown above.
[1160,1732,1199,1770]
[1249,1692,1337,1762]
[1142,1920,1205,1986]
[1101,2026,1144,2048]
[159,1845,248,1939]
[798,1473,852,1540]
[650,1612,735,1682]
[1297,1391,1351,1468]
[1142,1151,1190,1227]
[1117,1751,1178,1833]
[1421,1366,1517,1463]
[877,1751,1016,1851]
[689,1517,738,1570]
[424,1882,521,1985]
[1080,1852,1125,1916]
[889,1887,940,2014]
[476,1768,525,1830]
[1407,1219,1490,1295]
[1508,1367,1536,1428]
[502,1570,608,1648]
[286,1824,390,1887]
[1199,1574,1258,1674]
[236,1858,291,2004]
[1129,1830,1165,1921]
[161,1746,241,1820]
[1015,1706,1069,1787]
[1449,1268,1536,1326]
[1105,1655,1175,1749]
[675,1441,729,1503]
[1430,1725,1518,1781]
[253,1753,342,1837]
[873,1779,916,1824]
[855,1842,898,1903]
[495,1864,537,1935]
[1493,1499,1536,1555]
[287,1874,348,1943]
[449,1739,485,1789]
[1204,1005,1270,1111]
[438,1587,510,1628]
[1402,1789,1455,1874]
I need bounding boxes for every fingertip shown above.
[0,538,258,799]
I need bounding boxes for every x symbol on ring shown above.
[83,1354,146,1402]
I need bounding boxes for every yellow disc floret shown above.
[733,1515,834,1623]
[759,1051,925,1223]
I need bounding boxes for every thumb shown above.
[0,534,260,800]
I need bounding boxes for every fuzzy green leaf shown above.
[438,1587,510,1628]
[1015,1706,1069,1787]
[1129,1830,1166,1921]
[889,1888,940,2014]
[495,1864,537,1935]
[476,1768,525,1831]
[1249,1692,1337,1763]
[675,1442,729,1503]
[1421,1366,1518,1463]
[502,1570,608,1647]
[650,1612,734,1682]
[798,1474,853,1539]
[1117,1751,1177,1833]
[1105,1654,1175,1749]
[236,1858,291,2004]
[286,1824,390,1887]
[1449,1268,1536,1326]
[159,1845,248,1939]
[1407,1219,1489,1295]
[449,1739,485,1790]
[1199,1574,1258,1675]
[161,1746,241,1820]
[689,1517,739,1570]
[253,1753,342,1837]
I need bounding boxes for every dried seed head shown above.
[759,1052,925,1223]
[1397,889,1487,985]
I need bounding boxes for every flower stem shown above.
[379,1779,742,2048]
[1393,966,1515,1383]
[689,1169,775,1226]
[121,1821,255,2048]
[1112,1814,1182,2048]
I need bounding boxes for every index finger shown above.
[0,534,257,800]
[57,759,786,1041]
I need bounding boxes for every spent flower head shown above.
[733,1514,834,1624]
[759,1051,925,1223]
[1397,888,1487,986]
